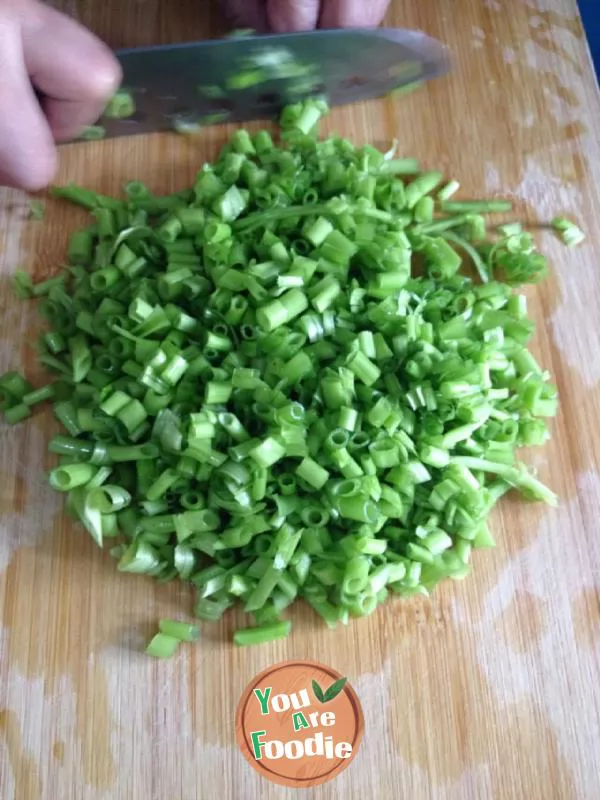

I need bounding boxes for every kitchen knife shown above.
[93,28,450,140]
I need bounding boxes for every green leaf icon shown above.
[312,679,325,703]
[323,677,347,703]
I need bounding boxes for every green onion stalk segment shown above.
[1,98,566,648]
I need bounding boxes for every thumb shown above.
[267,0,320,32]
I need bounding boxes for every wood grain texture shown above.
[1,1,600,798]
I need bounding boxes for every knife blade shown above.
[95,28,450,140]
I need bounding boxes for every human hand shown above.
[222,0,391,33]
[0,0,120,190]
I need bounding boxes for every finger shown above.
[0,9,56,189]
[319,0,389,28]
[220,0,270,32]
[20,2,121,141]
[267,0,320,32]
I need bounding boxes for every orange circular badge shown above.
[236,659,364,788]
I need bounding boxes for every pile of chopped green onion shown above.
[2,100,565,647]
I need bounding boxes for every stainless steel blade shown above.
[96,28,450,140]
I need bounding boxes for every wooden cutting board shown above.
[1,1,599,798]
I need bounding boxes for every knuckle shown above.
[88,52,122,100]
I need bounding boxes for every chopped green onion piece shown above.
[79,126,106,141]
[233,620,292,646]
[145,633,180,658]
[437,180,460,202]
[442,200,512,213]
[4,403,32,424]
[551,216,585,247]
[158,618,200,642]
[104,89,136,119]
[28,200,45,220]
[49,464,96,491]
